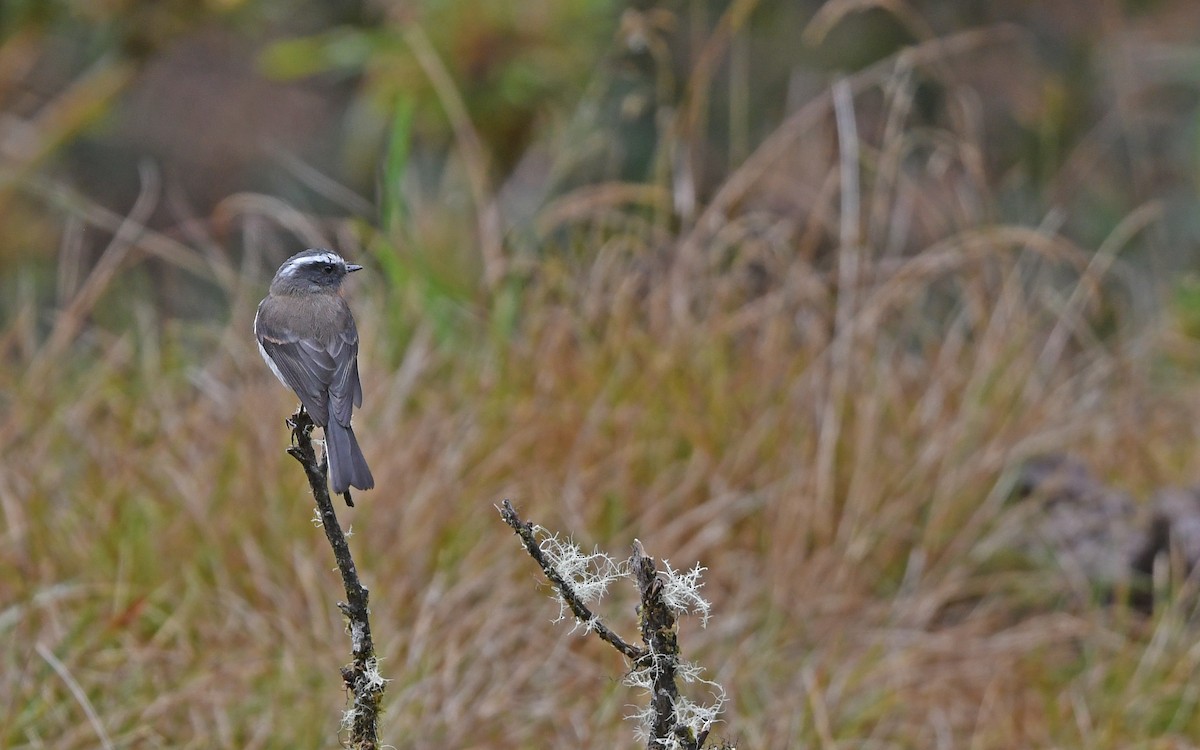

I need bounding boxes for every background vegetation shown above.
[6,0,1200,747]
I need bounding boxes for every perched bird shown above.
[255,249,374,498]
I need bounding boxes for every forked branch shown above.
[500,499,723,750]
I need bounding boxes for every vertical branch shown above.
[287,408,385,750]
[632,539,695,750]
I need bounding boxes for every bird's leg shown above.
[290,407,353,507]
[287,405,310,446]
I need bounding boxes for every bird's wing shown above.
[325,319,362,428]
[256,294,363,428]
[258,331,338,426]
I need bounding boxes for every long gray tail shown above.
[325,419,374,494]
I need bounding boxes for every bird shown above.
[254,248,374,500]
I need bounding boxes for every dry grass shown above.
[5,33,1200,750]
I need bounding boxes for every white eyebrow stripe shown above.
[281,252,345,275]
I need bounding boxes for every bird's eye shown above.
[323,264,334,274]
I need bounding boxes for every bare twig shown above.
[287,408,385,750]
[499,499,645,661]
[500,500,722,750]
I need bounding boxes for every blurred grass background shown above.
[7,0,1200,747]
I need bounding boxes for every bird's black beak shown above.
[347,264,363,273]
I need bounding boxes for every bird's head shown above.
[270,249,363,294]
